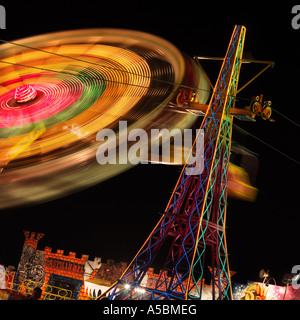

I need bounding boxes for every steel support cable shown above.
[1,60,298,166]
[3,38,300,129]
[271,108,300,128]
[2,39,299,167]
[0,38,211,94]
[235,95,300,128]
[233,124,300,165]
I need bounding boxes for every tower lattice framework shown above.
[103,25,246,300]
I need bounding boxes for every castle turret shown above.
[23,230,44,249]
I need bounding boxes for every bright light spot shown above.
[135,287,145,294]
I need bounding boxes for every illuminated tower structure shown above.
[103,25,246,300]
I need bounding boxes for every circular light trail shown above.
[0,29,210,208]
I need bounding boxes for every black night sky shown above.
[0,1,299,287]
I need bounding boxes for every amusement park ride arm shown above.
[171,56,275,122]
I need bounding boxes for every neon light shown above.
[106,25,246,300]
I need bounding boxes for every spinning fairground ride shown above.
[0,29,210,208]
[0,26,273,299]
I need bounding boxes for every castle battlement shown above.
[23,230,44,249]
[44,246,88,263]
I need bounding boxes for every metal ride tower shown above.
[99,25,257,300]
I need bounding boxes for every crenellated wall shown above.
[23,231,45,249]
[16,231,94,299]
